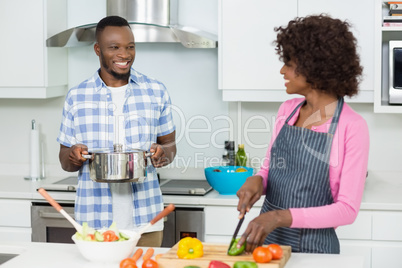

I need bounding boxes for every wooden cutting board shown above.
[158,243,291,268]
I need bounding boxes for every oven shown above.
[31,202,76,243]
[33,177,211,246]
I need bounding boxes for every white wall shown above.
[0,0,401,178]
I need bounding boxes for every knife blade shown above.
[227,215,245,253]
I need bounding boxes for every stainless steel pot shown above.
[82,144,152,183]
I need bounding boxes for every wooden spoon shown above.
[37,188,82,233]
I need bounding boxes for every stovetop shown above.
[40,176,212,196]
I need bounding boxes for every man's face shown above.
[94,26,135,84]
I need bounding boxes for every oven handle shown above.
[39,211,75,219]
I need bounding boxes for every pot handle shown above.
[140,152,154,183]
[81,154,92,160]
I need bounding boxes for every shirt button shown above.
[312,127,317,130]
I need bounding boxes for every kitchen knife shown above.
[227,215,245,253]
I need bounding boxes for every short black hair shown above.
[95,16,131,42]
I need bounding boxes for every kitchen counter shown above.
[1,170,402,210]
[0,241,364,268]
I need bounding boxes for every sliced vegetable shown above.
[252,246,272,263]
[103,230,119,242]
[184,266,201,268]
[177,237,204,259]
[233,261,258,268]
[227,238,245,256]
[208,260,231,268]
[154,254,163,261]
[142,259,158,268]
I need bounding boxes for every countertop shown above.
[1,170,402,210]
[0,242,364,268]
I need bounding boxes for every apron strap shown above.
[284,98,344,136]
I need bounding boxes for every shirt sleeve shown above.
[157,84,176,137]
[56,90,77,147]
[289,116,370,228]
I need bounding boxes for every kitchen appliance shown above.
[46,0,217,48]
[34,177,210,245]
[40,177,213,196]
[389,40,402,104]
[158,243,292,268]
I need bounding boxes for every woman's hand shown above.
[238,210,292,253]
[237,175,264,219]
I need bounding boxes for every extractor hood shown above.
[46,0,217,48]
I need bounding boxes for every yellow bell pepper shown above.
[177,237,204,259]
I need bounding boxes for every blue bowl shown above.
[204,166,253,195]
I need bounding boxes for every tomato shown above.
[142,259,158,268]
[103,230,119,242]
[87,234,95,241]
[252,246,272,263]
[267,244,283,260]
[120,258,138,268]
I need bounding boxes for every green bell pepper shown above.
[233,261,258,268]
[227,238,246,256]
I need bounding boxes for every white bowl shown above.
[72,230,140,262]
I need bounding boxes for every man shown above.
[57,16,176,246]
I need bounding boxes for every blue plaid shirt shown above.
[57,68,175,229]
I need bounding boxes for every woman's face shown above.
[280,60,312,96]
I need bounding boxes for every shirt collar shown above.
[93,67,139,92]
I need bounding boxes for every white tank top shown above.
[108,85,134,230]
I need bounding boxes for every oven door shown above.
[31,202,76,243]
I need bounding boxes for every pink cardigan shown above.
[256,98,369,229]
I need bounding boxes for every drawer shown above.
[373,211,402,241]
[336,211,372,240]
[0,199,31,227]
[205,206,260,236]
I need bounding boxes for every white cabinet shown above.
[204,205,261,243]
[218,0,297,102]
[219,0,375,103]
[0,199,31,242]
[0,0,68,99]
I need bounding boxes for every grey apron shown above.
[260,98,344,254]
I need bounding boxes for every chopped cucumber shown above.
[95,231,104,242]
[119,232,130,241]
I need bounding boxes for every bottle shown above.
[235,144,247,167]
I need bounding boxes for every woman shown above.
[236,14,369,254]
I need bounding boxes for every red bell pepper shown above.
[208,260,231,268]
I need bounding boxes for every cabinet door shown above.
[298,0,375,97]
[204,205,261,243]
[219,0,297,90]
[372,244,402,268]
[0,0,45,87]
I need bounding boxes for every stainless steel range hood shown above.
[46,0,217,48]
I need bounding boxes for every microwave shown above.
[389,40,402,104]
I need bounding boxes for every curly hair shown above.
[274,14,363,98]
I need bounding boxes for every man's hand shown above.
[149,131,176,168]
[59,144,89,172]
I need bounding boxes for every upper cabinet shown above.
[218,0,375,103]
[0,0,68,99]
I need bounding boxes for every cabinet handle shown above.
[39,211,75,219]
